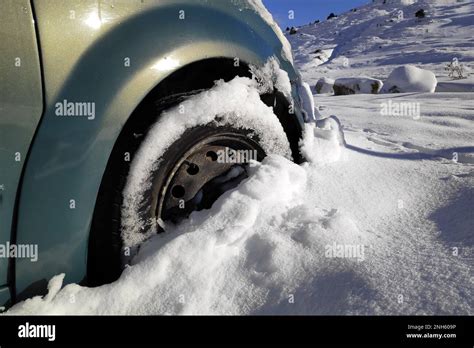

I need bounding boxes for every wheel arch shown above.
[14,0,304,300]
[14,54,302,300]
[87,56,303,285]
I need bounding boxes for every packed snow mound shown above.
[7,152,364,315]
[122,65,292,249]
[300,118,346,165]
[334,77,383,95]
[315,77,335,94]
[383,65,437,93]
[298,81,318,121]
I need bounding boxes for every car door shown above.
[0,0,43,287]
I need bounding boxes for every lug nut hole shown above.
[206,151,218,162]
[171,185,185,198]
[187,163,199,175]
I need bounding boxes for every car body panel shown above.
[12,0,307,299]
[0,0,43,288]
[0,286,10,308]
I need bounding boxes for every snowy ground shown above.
[312,92,474,314]
[7,92,473,315]
[5,0,474,315]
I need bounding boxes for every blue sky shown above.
[262,0,370,29]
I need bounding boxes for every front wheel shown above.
[88,81,292,285]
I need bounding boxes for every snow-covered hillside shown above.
[289,0,474,89]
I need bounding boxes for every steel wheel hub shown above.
[156,133,265,225]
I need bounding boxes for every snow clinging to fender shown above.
[235,0,294,64]
[250,57,292,99]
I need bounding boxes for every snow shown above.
[299,119,345,165]
[334,77,384,95]
[436,78,474,92]
[4,0,474,316]
[239,0,294,64]
[298,81,317,122]
[7,89,473,315]
[382,65,437,93]
[249,57,292,99]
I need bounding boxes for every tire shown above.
[88,84,292,286]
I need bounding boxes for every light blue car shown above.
[0,0,317,308]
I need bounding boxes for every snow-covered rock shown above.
[382,65,437,93]
[289,27,298,35]
[333,77,383,95]
[315,77,335,94]
[313,48,334,66]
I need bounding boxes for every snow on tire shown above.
[121,76,292,249]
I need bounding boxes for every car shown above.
[0,0,317,308]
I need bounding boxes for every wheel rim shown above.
[155,132,265,226]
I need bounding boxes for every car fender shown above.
[14,0,302,298]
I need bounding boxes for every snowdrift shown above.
[6,121,349,315]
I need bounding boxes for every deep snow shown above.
[4,0,474,315]
[7,91,473,315]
